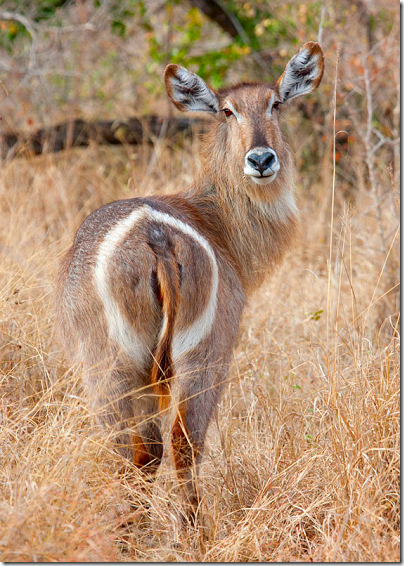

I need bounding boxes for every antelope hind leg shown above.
[171,365,227,525]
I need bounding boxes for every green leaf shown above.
[111,20,126,36]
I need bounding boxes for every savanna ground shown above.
[0,0,400,562]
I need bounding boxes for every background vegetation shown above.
[0,0,399,561]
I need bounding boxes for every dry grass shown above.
[0,1,399,562]
[0,133,399,561]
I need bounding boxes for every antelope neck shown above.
[184,179,298,291]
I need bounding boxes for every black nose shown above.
[247,152,276,175]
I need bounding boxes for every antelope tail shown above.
[151,248,181,411]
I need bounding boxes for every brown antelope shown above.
[57,42,324,521]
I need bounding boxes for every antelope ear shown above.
[164,64,219,113]
[276,42,324,103]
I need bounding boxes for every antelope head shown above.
[164,42,324,193]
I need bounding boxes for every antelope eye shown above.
[223,108,233,117]
[272,101,281,111]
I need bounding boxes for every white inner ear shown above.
[279,49,321,102]
[171,68,219,112]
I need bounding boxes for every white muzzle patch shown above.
[244,147,280,185]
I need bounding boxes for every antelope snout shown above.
[244,147,280,185]
[247,152,275,174]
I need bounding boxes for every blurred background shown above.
[0,1,400,562]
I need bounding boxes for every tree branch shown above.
[1,116,207,159]
[188,0,240,38]
[0,11,38,70]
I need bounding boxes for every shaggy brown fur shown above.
[57,42,324,521]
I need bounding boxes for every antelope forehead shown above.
[225,90,277,120]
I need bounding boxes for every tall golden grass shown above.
[0,1,399,561]
[0,134,399,561]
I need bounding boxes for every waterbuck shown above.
[57,42,324,520]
